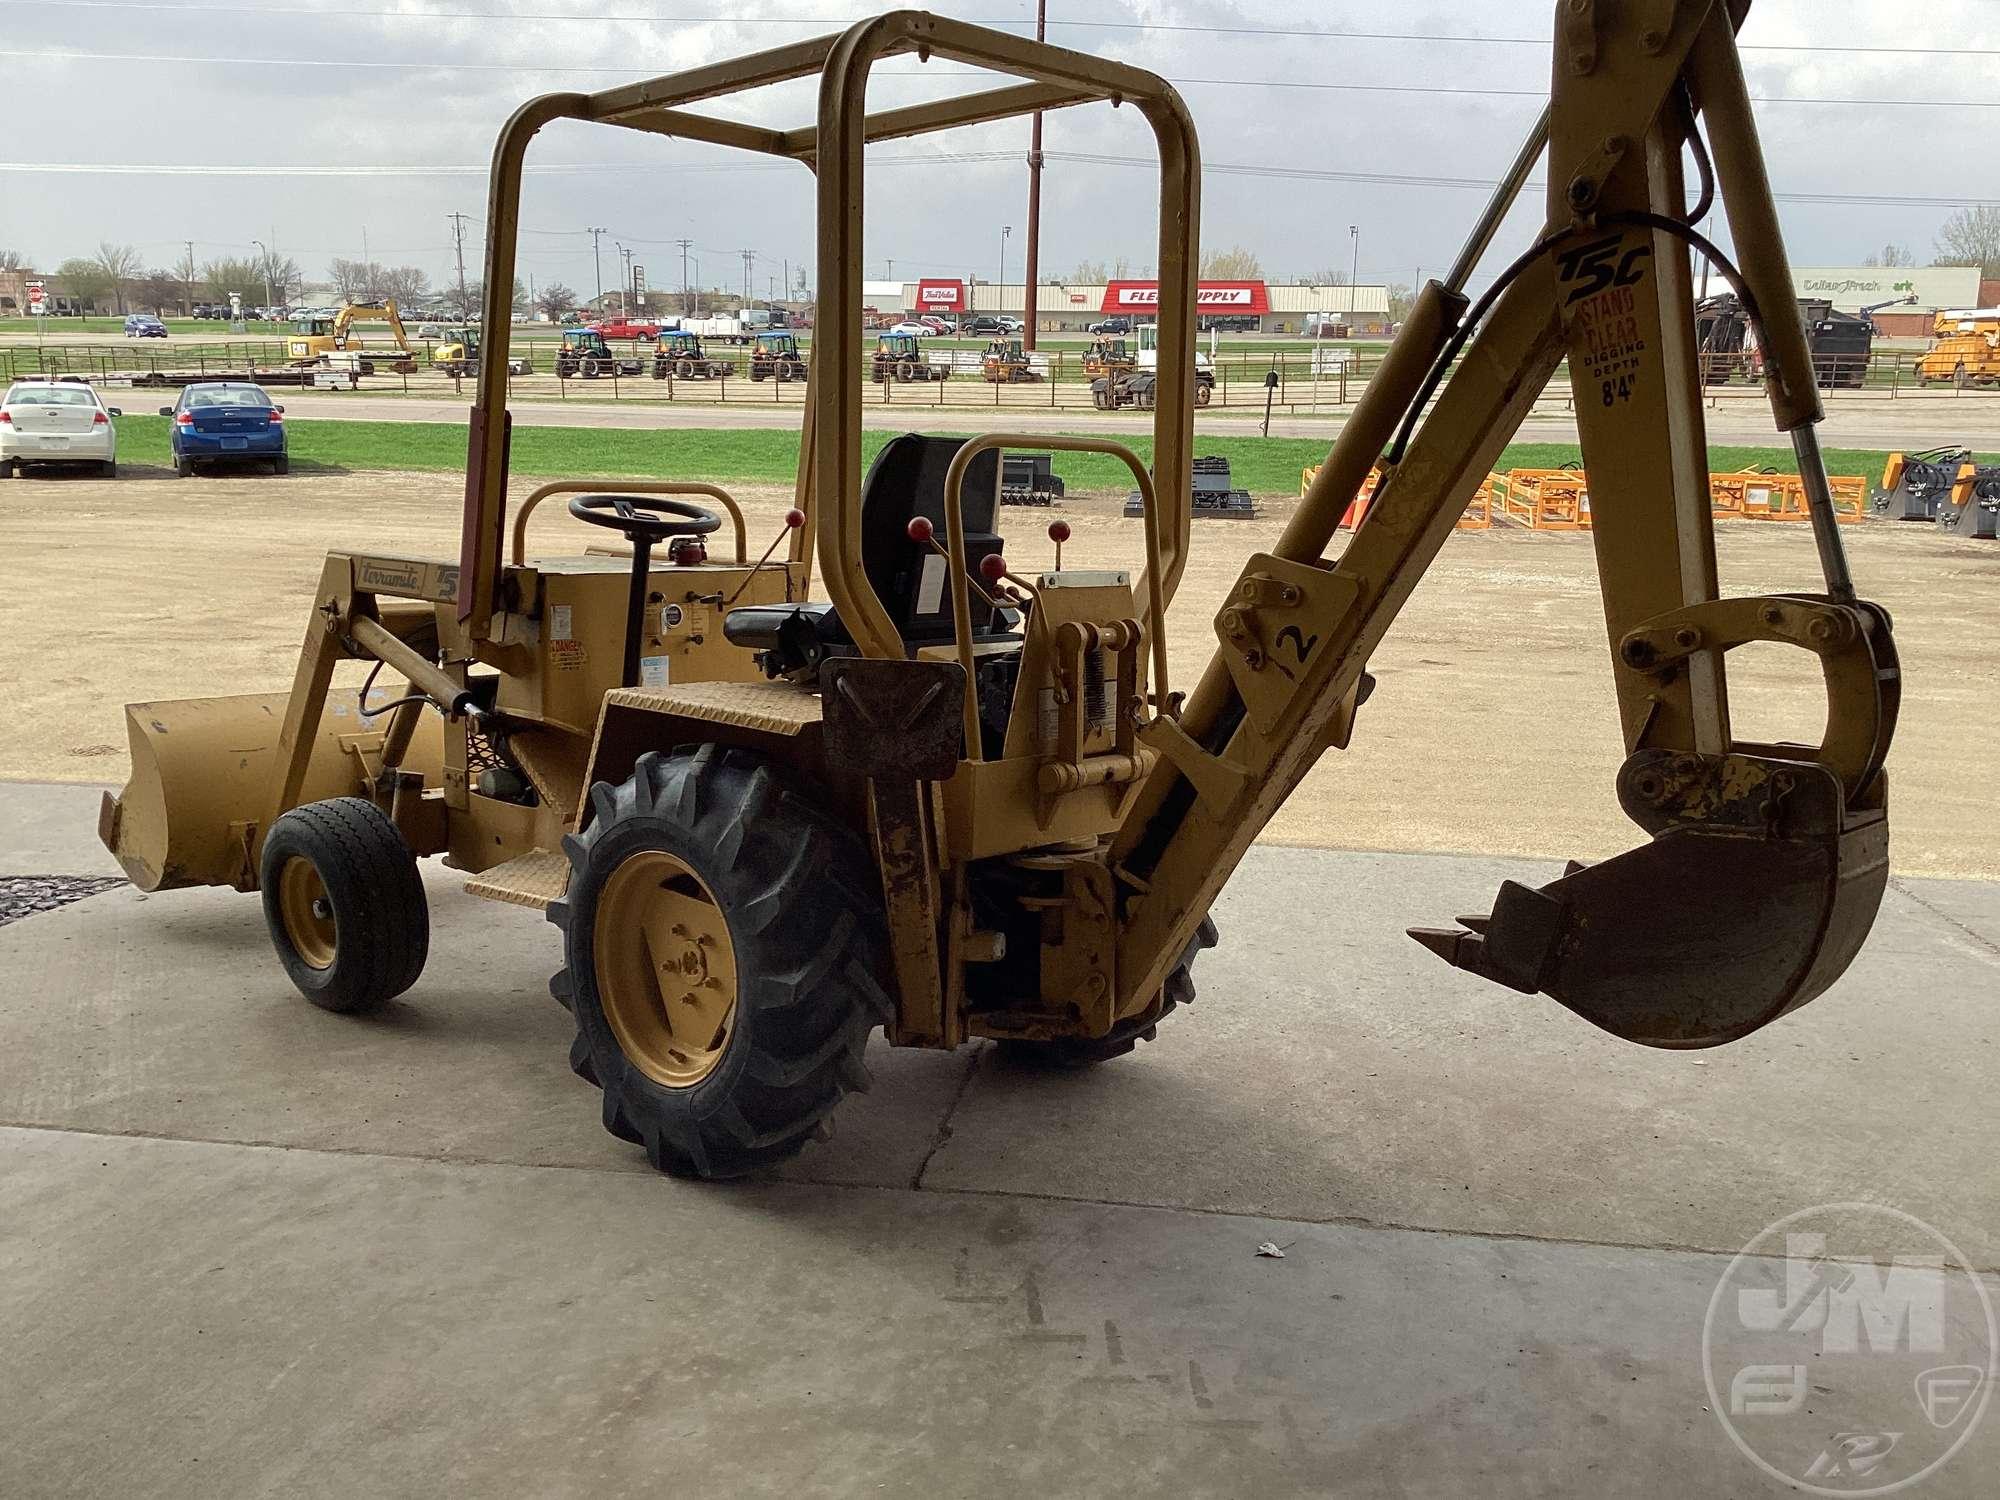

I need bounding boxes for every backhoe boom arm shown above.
[1111,0,1899,1049]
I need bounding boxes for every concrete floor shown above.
[4,780,1997,1497]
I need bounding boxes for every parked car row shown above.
[878,314,1025,338]
[0,378,288,479]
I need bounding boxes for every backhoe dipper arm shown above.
[1111,0,1898,1049]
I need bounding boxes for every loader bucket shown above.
[1410,753,1889,1049]
[98,692,440,892]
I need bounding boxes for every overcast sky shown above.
[3,0,1996,300]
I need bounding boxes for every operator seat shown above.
[725,433,1017,679]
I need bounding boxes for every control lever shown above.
[722,508,806,607]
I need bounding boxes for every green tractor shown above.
[553,328,640,379]
[748,332,808,382]
[652,330,737,380]
[871,332,949,383]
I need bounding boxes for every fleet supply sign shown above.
[1101,280,1270,314]
[916,278,965,310]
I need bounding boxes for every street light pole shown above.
[251,238,274,314]
[1348,224,1360,314]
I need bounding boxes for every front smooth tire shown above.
[550,747,892,1179]
[259,797,429,1013]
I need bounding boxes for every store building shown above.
[884,278,1394,333]
[1785,266,1983,337]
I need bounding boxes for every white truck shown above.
[677,309,776,345]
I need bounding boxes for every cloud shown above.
[3,0,1993,293]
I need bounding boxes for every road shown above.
[254,385,2000,450]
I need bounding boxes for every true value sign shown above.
[916,278,965,310]
[1100,280,1270,313]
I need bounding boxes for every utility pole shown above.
[183,239,195,315]
[616,241,632,314]
[1021,0,1047,350]
[677,237,694,314]
[1348,224,1360,300]
[586,226,607,315]
[740,249,755,307]
[782,256,790,310]
[450,212,473,314]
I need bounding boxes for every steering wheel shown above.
[567,492,723,544]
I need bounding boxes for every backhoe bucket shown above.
[1411,753,1889,1049]
[98,692,440,892]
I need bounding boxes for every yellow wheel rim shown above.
[277,856,337,970]
[594,850,740,1089]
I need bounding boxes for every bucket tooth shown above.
[1411,753,1890,1049]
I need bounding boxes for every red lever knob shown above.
[784,508,806,528]
[1048,520,1072,543]
[978,552,1008,584]
[906,516,934,543]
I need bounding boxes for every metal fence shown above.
[3,338,1986,415]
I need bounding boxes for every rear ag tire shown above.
[259,796,429,1014]
[999,915,1218,1068]
[551,747,893,1179]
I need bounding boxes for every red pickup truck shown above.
[590,317,661,341]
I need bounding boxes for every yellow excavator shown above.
[102,4,1902,1180]
[287,300,417,375]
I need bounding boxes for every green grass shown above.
[104,415,1922,495]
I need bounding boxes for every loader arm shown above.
[1110,0,1899,1049]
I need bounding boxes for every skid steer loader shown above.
[103,4,1901,1180]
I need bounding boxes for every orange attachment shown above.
[1492,469,1592,529]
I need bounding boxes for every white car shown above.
[885,320,932,337]
[997,316,1024,332]
[0,379,120,478]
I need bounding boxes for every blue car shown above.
[161,382,288,476]
[124,314,168,338]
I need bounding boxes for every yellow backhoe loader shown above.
[288,300,417,375]
[104,4,1901,1180]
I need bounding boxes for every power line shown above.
[8,47,2000,107]
[4,150,1990,210]
[5,0,1995,59]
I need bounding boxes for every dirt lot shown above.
[3,465,1995,877]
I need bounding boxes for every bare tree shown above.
[200,257,263,306]
[94,241,143,313]
[377,265,431,305]
[1305,265,1350,285]
[1199,246,1262,279]
[174,244,198,308]
[135,269,183,315]
[1067,259,1109,283]
[1933,206,2000,278]
[535,281,578,320]
[55,257,113,311]
[1861,244,1915,268]
[327,257,379,301]
[0,248,28,272]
